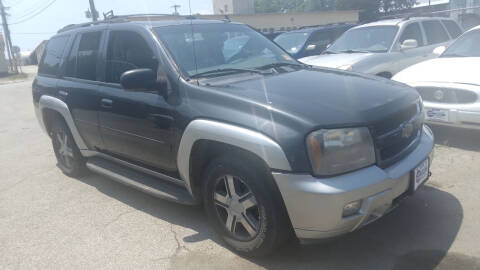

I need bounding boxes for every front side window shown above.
[274,32,310,54]
[105,31,158,84]
[65,31,102,81]
[154,23,297,77]
[326,26,399,53]
[442,29,480,57]
[38,35,69,76]
[422,20,450,45]
[308,31,334,53]
[399,23,424,46]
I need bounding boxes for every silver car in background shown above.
[299,17,463,78]
[394,25,480,130]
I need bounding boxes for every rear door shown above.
[98,28,177,173]
[56,30,106,150]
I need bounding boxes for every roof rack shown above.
[57,12,196,33]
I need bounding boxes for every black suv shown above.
[33,18,434,256]
[273,24,356,59]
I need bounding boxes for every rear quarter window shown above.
[38,35,69,76]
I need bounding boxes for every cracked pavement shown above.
[1,66,480,269]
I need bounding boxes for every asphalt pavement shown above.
[1,66,479,269]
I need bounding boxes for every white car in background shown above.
[299,17,462,78]
[394,25,480,130]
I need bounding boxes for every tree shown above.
[254,0,417,21]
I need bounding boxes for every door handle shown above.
[101,98,113,108]
[58,90,68,98]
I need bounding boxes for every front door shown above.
[98,29,177,173]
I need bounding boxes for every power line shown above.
[10,0,52,20]
[9,0,56,25]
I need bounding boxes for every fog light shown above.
[342,200,362,217]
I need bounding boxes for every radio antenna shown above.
[189,0,192,16]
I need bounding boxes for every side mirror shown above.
[120,69,166,93]
[400,39,418,50]
[305,44,317,51]
[433,46,446,56]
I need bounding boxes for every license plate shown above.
[425,108,449,122]
[413,158,429,191]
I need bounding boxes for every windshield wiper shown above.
[190,68,269,79]
[339,49,370,54]
[441,53,466,58]
[256,62,304,70]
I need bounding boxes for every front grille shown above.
[371,101,423,168]
[416,87,478,104]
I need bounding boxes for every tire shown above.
[203,155,291,256]
[50,116,87,177]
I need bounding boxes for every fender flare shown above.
[38,95,88,150]
[176,119,292,195]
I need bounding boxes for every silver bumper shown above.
[424,102,480,130]
[273,125,435,240]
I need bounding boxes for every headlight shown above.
[337,64,353,71]
[306,127,376,176]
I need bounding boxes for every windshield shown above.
[442,29,480,57]
[327,26,399,53]
[274,32,310,54]
[154,23,297,77]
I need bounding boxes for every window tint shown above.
[308,31,333,53]
[105,31,158,84]
[38,35,69,76]
[423,20,450,44]
[399,23,424,46]
[65,31,102,80]
[442,20,462,38]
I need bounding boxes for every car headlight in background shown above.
[337,64,353,71]
[306,127,376,176]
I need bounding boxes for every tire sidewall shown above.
[203,156,282,256]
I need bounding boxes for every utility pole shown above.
[0,0,18,73]
[88,0,98,22]
[171,4,181,15]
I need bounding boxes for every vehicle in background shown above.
[262,31,285,40]
[273,24,355,59]
[299,17,463,78]
[394,25,480,130]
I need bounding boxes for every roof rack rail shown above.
[57,13,200,34]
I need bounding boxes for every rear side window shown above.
[399,23,424,46]
[422,20,450,44]
[38,35,69,76]
[65,31,102,81]
[442,20,462,38]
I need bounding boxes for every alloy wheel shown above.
[213,175,261,241]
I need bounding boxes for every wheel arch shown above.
[38,95,88,150]
[177,119,291,197]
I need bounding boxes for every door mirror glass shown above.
[120,68,157,91]
[305,44,317,51]
[433,45,446,56]
[400,39,418,50]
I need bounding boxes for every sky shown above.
[4,0,214,51]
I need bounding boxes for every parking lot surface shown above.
[1,67,480,269]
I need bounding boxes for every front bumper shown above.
[273,125,434,240]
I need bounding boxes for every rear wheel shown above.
[203,155,290,256]
[50,117,87,177]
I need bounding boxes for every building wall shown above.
[213,0,255,14]
[130,10,359,32]
[213,0,234,14]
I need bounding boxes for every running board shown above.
[86,157,196,205]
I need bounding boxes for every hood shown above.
[299,53,373,69]
[204,68,419,127]
[394,57,480,86]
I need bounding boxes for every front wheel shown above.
[203,155,291,256]
[50,117,87,177]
